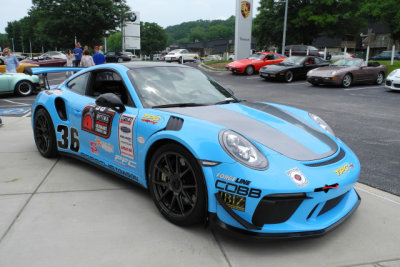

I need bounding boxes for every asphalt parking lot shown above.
[1,64,400,266]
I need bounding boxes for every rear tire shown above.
[376,72,384,85]
[14,80,33,96]
[148,144,206,226]
[33,108,58,158]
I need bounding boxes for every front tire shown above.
[245,66,255,75]
[285,71,294,82]
[15,80,33,96]
[33,108,58,158]
[376,72,384,85]
[148,144,206,226]
[342,74,352,88]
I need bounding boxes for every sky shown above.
[0,0,261,33]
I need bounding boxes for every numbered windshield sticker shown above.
[57,125,80,152]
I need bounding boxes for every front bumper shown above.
[307,76,341,85]
[260,72,285,80]
[210,189,360,238]
[226,66,245,73]
[385,79,400,91]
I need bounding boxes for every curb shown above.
[199,62,227,72]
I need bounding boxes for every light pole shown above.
[281,0,288,56]
[11,37,15,52]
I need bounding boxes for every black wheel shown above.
[376,72,384,85]
[285,71,294,82]
[342,74,352,88]
[33,108,58,158]
[245,66,255,75]
[148,144,206,226]
[178,57,183,64]
[14,80,33,96]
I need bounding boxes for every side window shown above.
[66,72,91,95]
[182,50,188,54]
[87,71,134,107]
[314,57,321,64]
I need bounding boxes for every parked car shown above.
[0,57,38,73]
[13,53,28,61]
[122,51,136,60]
[260,56,329,82]
[385,69,400,91]
[226,52,286,75]
[331,52,354,62]
[285,45,331,60]
[40,51,67,60]
[153,54,162,60]
[203,55,222,62]
[164,49,199,63]
[370,51,400,61]
[30,62,360,237]
[21,56,66,67]
[105,51,132,63]
[228,54,235,60]
[306,58,387,88]
[0,72,41,96]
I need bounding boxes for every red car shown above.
[21,56,66,67]
[226,52,285,75]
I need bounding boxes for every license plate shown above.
[219,191,246,211]
[269,74,276,77]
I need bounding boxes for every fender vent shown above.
[165,116,183,131]
[55,97,67,121]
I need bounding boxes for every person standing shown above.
[3,48,19,73]
[73,43,83,67]
[80,50,95,67]
[65,49,74,77]
[99,46,104,54]
[93,46,106,65]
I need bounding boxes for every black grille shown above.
[252,194,309,226]
[386,80,392,86]
[394,83,400,88]
[318,192,347,216]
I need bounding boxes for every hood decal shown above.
[162,103,337,161]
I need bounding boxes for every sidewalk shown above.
[0,116,399,267]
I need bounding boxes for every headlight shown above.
[331,71,337,76]
[388,69,399,77]
[309,113,335,137]
[219,130,268,170]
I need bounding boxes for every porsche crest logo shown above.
[241,1,251,19]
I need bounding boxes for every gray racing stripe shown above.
[162,104,337,161]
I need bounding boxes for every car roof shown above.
[120,61,190,69]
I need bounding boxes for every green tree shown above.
[253,0,366,50]
[359,0,400,42]
[29,0,130,49]
[140,22,168,55]
[107,31,122,51]
[188,26,206,42]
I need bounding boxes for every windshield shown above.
[247,53,265,60]
[128,67,235,108]
[308,46,318,51]
[281,56,305,65]
[333,58,363,67]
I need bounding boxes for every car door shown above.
[0,73,11,92]
[82,69,140,179]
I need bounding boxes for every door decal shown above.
[118,113,136,159]
[81,104,115,138]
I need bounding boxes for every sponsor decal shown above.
[137,137,145,144]
[51,89,62,95]
[114,155,136,169]
[80,152,138,182]
[216,173,251,185]
[241,1,251,19]
[81,104,115,138]
[118,114,136,159]
[90,137,114,155]
[286,168,308,187]
[141,114,162,124]
[334,163,354,176]
[215,180,261,198]
[219,191,246,212]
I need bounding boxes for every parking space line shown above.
[286,82,308,86]
[246,76,261,80]
[355,185,400,206]
[344,86,384,91]
[3,99,30,106]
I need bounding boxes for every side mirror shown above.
[95,93,126,113]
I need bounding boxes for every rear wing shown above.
[24,66,85,90]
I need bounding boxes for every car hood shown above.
[261,64,294,72]
[163,102,338,161]
[309,66,349,75]
[227,59,258,67]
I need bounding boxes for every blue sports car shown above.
[30,62,360,238]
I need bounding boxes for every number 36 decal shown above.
[57,125,80,152]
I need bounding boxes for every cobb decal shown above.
[241,1,251,19]
[286,168,308,187]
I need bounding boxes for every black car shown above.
[259,56,330,82]
[105,51,132,63]
[370,51,400,61]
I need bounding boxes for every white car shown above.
[331,52,354,62]
[164,49,199,63]
[40,51,67,60]
[385,69,400,91]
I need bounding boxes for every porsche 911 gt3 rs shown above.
[30,62,360,238]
